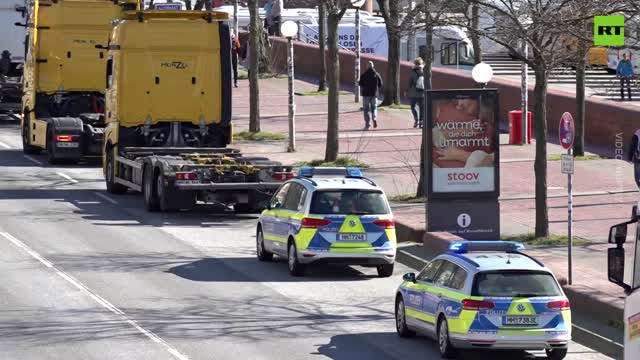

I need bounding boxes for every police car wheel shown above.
[288,241,305,276]
[256,228,273,262]
[377,264,394,277]
[545,348,568,360]
[438,317,456,358]
[395,296,415,338]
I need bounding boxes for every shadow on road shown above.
[167,257,378,283]
[0,148,102,168]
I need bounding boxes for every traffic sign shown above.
[559,112,575,150]
[561,154,574,174]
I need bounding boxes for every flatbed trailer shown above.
[109,147,292,212]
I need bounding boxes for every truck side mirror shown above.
[607,247,630,292]
[14,22,27,27]
[609,224,627,246]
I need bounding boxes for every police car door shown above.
[405,260,443,334]
[427,261,459,333]
[272,183,306,256]
[262,183,291,254]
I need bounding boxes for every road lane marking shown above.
[23,155,43,166]
[0,141,11,149]
[0,231,190,360]
[56,172,78,184]
[94,192,119,205]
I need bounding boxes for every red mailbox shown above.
[509,110,532,145]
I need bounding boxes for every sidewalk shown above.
[231,75,635,321]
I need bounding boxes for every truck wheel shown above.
[143,166,160,212]
[22,112,41,155]
[105,147,126,194]
[156,172,177,212]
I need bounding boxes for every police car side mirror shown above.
[609,223,628,246]
[403,273,416,283]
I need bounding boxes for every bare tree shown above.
[323,0,349,162]
[376,0,424,106]
[318,2,328,92]
[248,0,261,132]
[470,2,482,64]
[463,0,627,237]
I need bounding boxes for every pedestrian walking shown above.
[629,129,640,189]
[407,57,425,128]
[267,0,283,36]
[264,0,273,31]
[231,31,240,88]
[0,50,11,80]
[617,53,634,101]
[358,61,383,130]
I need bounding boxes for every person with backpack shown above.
[358,61,383,130]
[407,57,425,128]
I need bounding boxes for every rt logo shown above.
[457,213,471,228]
[594,16,625,46]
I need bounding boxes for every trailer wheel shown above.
[143,166,160,212]
[156,172,178,212]
[105,147,126,194]
[22,112,41,155]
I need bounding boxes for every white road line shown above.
[0,231,189,360]
[94,192,119,205]
[0,141,11,149]
[23,155,44,166]
[56,172,78,184]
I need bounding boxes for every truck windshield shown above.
[472,270,563,297]
[310,190,389,215]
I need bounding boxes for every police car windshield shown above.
[310,190,389,215]
[472,270,562,297]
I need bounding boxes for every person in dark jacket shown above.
[358,61,383,129]
[407,57,425,128]
[617,53,634,101]
[629,129,640,189]
[231,32,240,88]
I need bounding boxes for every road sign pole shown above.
[568,147,573,285]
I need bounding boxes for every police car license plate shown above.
[503,316,538,326]
[56,142,79,148]
[338,233,366,242]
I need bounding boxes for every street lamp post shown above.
[281,20,299,153]
[351,0,365,104]
[472,62,494,89]
[521,42,528,144]
[233,0,239,37]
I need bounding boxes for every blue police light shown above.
[297,167,314,178]
[345,167,363,177]
[449,241,525,254]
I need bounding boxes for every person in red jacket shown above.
[231,32,240,88]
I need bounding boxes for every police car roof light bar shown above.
[449,241,525,254]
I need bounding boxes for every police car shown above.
[395,241,571,359]
[256,167,396,277]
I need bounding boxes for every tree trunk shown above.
[471,3,482,64]
[382,32,401,105]
[318,3,327,92]
[574,43,587,156]
[248,0,261,132]
[325,13,341,162]
[416,19,433,198]
[533,65,549,238]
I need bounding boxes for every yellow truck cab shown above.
[21,0,137,163]
[103,10,290,213]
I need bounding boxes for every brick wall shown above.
[269,37,640,155]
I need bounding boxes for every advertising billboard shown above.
[426,89,500,199]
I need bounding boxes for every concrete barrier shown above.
[269,37,640,155]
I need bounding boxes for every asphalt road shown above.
[0,122,612,360]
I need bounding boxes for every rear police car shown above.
[395,241,571,359]
[256,167,397,277]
